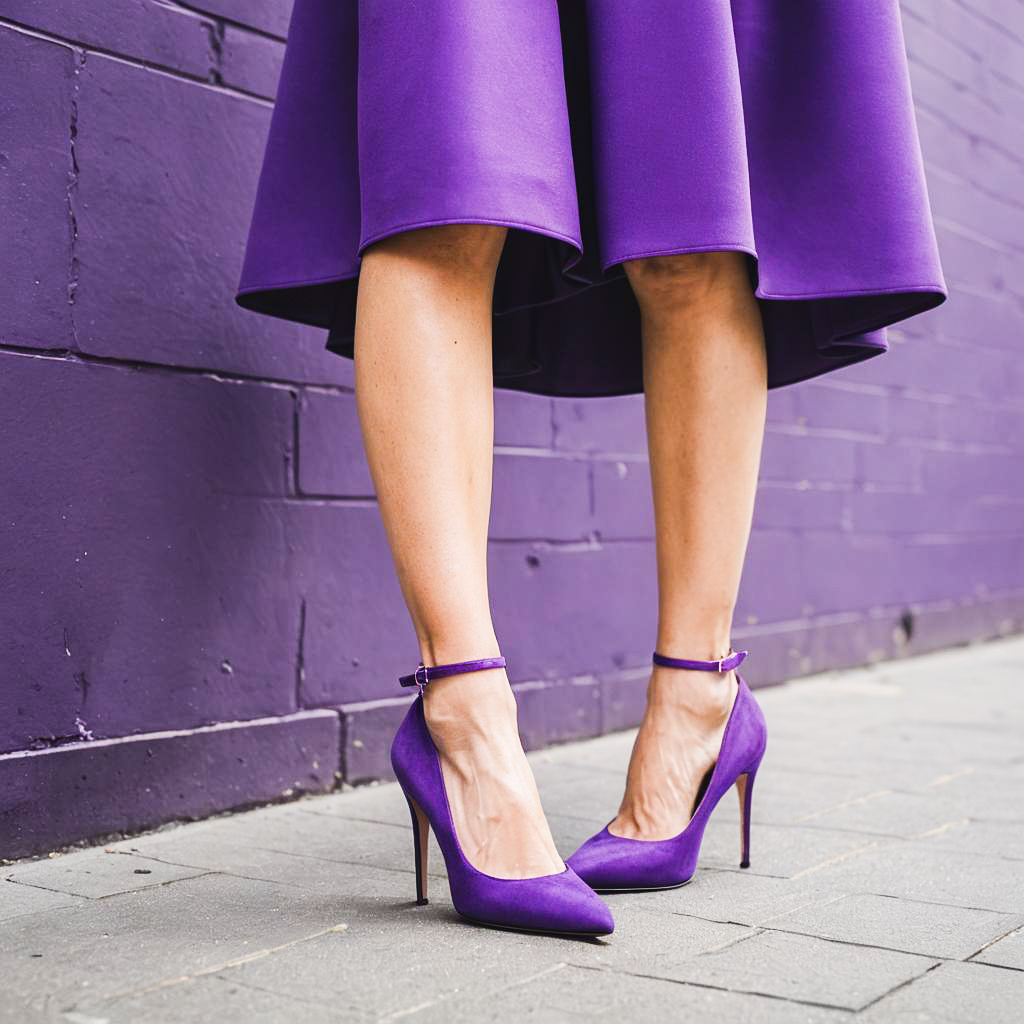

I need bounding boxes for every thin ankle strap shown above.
[652,648,748,673]
[399,655,507,693]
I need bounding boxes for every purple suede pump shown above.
[390,656,615,936]
[567,649,767,892]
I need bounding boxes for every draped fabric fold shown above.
[236,0,946,397]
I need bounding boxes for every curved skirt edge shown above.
[234,223,948,399]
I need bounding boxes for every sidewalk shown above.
[3,636,1023,1023]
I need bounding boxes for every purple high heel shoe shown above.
[390,654,615,936]
[566,648,766,893]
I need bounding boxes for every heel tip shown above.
[739,860,750,869]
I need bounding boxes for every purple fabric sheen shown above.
[566,675,767,891]
[390,695,615,935]
[235,0,947,397]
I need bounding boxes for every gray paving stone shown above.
[861,722,1024,771]
[106,823,432,895]
[796,789,976,839]
[805,840,1024,913]
[0,878,85,923]
[0,873,353,1014]
[698,819,887,879]
[860,961,1024,1024]
[201,908,590,1018]
[666,928,937,1011]
[617,869,848,928]
[885,690,1024,733]
[758,697,1024,780]
[89,975,350,1024]
[973,926,1024,970]
[407,963,850,1024]
[0,996,50,1024]
[904,767,1024,824]
[766,892,1019,958]
[177,801,429,878]
[568,905,752,974]
[744,768,902,827]
[209,902,749,1018]
[920,819,1024,861]
[766,717,1008,773]
[779,675,1022,739]
[763,735,962,780]
[4,848,208,898]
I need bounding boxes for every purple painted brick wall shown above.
[1,2,1021,859]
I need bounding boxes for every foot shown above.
[422,668,566,879]
[608,665,738,841]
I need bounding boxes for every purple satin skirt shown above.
[235,0,947,397]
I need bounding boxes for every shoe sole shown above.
[456,910,612,939]
[590,877,694,895]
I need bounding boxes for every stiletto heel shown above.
[406,795,430,904]
[390,654,614,936]
[567,646,767,892]
[736,758,761,869]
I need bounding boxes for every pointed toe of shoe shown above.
[454,867,614,936]
[521,869,615,936]
[577,899,615,936]
[565,874,615,936]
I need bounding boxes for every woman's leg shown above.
[353,223,564,877]
[613,251,768,840]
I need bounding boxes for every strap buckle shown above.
[398,662,430,693]
[414,663,429,693]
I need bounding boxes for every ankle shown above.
[422,669,519,738]
[647,666,737,719]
